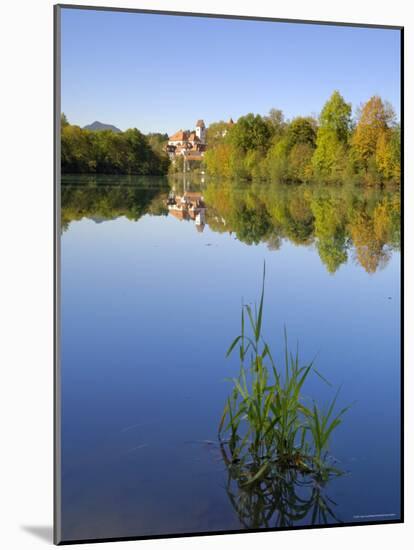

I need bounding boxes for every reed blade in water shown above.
[218,263,350,487]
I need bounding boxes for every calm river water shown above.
[60,175,401,541]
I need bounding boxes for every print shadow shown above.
[21,525,53,543]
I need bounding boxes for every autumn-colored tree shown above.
[203,143,233,178]
[203,94,399,184]
[349,209,390,273]
[375,131,393,179]
[375,126,401,181]
[390,127,401,181]
[351,96,396,171]
[288,143,314,182]
[244,149,266,179]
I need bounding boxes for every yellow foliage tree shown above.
[376,130,394,180]
[203,143,233,178]
[351,96,395,171]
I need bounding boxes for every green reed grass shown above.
[218,263,350,485]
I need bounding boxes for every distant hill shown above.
[83,121,121,133]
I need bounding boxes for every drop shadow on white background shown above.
[21,526,53,544]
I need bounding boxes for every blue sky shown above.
[61,8,401,134]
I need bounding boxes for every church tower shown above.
[195,120,206,143]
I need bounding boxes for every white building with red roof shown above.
[167,120,207,160]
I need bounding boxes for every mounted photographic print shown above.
[54,4,403,544]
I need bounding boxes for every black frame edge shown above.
[400,25,405,525]
[57,519,403,545]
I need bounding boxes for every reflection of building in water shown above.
[195,209,206,232]
[166,191,206,233]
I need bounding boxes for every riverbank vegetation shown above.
[219,266,350,498]
[61,115,170,175]
[204,92,400,185]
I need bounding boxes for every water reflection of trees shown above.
[204,181,400,274]
[61,176,169,232]
[61,177,400,275]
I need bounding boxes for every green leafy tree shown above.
[266,137,290,183]
[312,130,347,180]
[312,92,352,180]
[61,122,169,175]
[147,132,169,155]
[265,108,286,137]
[286,117,317,149]
[230,113,272,152]
[206,121,232,147]
[319,91,352,143]
[265,117,316,183]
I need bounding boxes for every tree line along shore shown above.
[61,91,400,185]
